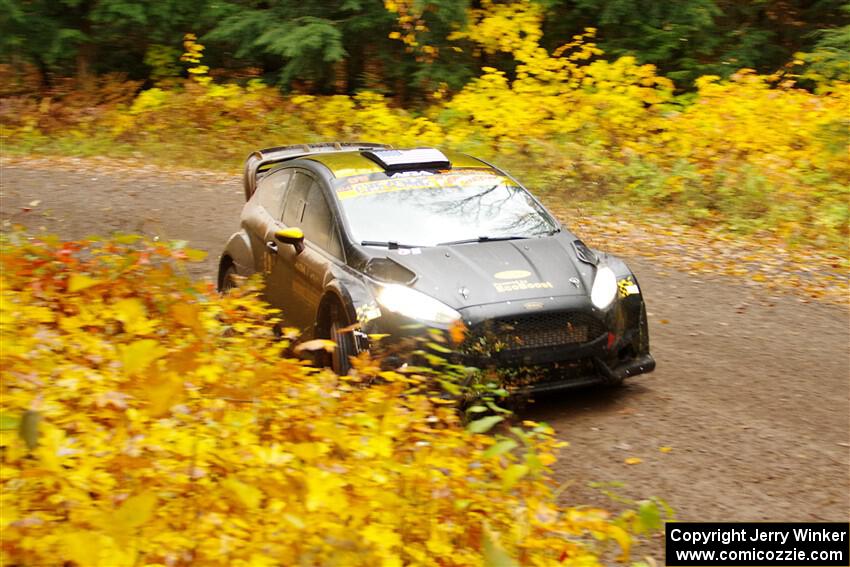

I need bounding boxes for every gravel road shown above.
[2,159,848,533]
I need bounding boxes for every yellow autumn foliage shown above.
[0,234,655,566]
[1,1,847,250]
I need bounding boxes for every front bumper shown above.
[512,353,656,394]
[360,293,655,393]
[458,294,654,392]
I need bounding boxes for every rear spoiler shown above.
[242,142,392,201]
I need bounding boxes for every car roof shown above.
[303,149,496,179]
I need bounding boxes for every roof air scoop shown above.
[361,148,451,171]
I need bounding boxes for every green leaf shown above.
[485,401,511,414]
[184,248,208,262]
[114,234,142,244]
[439,379,461,396]
[637,499,662,533]
[524,451,542,472]
[467,415,503,434]
[423,353,445,366]
[18,410,41,450]
[501,464,529,490]
[0,412,20,431]
[427,342,452,354]
[483,528,519,567]
[509,426,526,439]
[466,405,488,413]
[483,439,518,458]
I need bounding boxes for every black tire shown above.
[220,263,238,293]
[327,302,355,375]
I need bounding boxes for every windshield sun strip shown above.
[335,172,515,201]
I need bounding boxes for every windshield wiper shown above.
[438,235,531,246]
[360,240,425,249]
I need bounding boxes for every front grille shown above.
[468,311,606,353]
[501,358,598,390]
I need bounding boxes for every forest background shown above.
[2,0,848,254]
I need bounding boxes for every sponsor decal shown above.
[356,302,382,324]
[388,170,434,178]
[345,174,370,185]
[618,276,640,297]
[494,270,532,280]
[494,279,554,293]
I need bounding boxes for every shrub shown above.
[1,3,847,252]
[0,234,653,566]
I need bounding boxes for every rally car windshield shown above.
[336,171,558,247]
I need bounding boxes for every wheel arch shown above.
[218,231,255,292]
[315,280,357,339]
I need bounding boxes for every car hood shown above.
[384,236,595,309]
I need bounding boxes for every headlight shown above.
[590,265,618,309]
[376,284,461,326]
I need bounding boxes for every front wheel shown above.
[327,302,356,375]
[219,263,238,293]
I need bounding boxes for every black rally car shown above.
[219,143,655,391]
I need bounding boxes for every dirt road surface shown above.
[3,161,848,536]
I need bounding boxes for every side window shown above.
[282,172,311,226]
[256,169,291,219]
[328,226,343,259]
[302,183,343,258]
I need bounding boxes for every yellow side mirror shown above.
[275,227,305,253]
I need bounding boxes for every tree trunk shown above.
[30,54,52,91]
[333,59,348,94]
[76,16,95,89]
